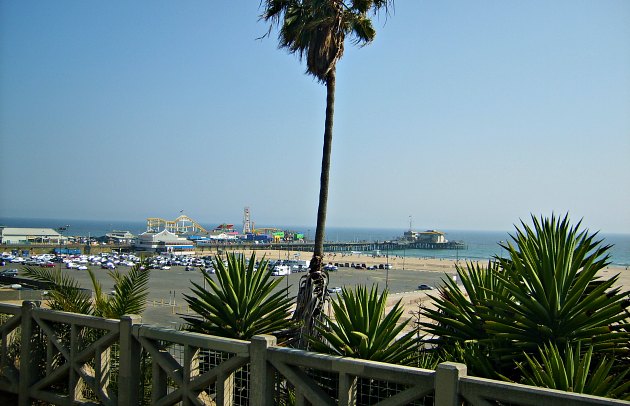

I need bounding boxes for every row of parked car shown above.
[325,262,393,271]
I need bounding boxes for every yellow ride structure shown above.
[146,215,208,235]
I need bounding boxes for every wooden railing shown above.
[1,302,628,406]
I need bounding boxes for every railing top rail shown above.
[0,302,21,315]
[460,376,630,406]
[268,346,435,385]
[32,307,121,330]
[133,324,250,354]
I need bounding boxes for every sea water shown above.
[1,217,628,266]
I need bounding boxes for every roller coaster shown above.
[146,215,208,235]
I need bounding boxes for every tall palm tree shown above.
[261,0,394,347]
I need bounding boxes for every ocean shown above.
[1,217,629,266]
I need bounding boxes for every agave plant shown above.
[419,260,515,377]
[420,260,507,346]
[517,342,630,400]
[182,253,296,341]
[419,214,630,382]
[309,285,419,365]
[488,215,630,354]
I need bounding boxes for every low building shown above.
[103,230,136,245]
[0,227,68,245]
[403,229,447,244]
[135,229,194,255]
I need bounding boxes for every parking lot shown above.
[0,255,453,328]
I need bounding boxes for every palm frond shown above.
[104,262,151,318]
[22,265,92,315]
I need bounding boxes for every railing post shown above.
[18,301,38,406]
[118,314,142,406]
[435,362,467,406]
[250,334,277,406]
[338,372,357,406]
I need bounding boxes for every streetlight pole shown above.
[385,243,389,290]
[57,225,69,271]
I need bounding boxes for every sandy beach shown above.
[235,248,630,331]
[238,248,630,288]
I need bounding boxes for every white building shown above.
[104,230,136,245]
[135,230,194,255]
[403,229,447,244]
[0,227,68,245]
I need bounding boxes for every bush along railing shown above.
[1,301,629,406]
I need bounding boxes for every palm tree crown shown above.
[262,0,390,82]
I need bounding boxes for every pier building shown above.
[135,229,194,255]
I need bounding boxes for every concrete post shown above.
[18,301,38,406]
[250,335,277,406]
[434,362,467,406]
[118,314,142,406]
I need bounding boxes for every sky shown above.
[1,1,629,233]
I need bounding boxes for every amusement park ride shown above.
[146,207,301,242]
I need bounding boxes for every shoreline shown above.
[234,248,630,290]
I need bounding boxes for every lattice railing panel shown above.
[29,308,121,406]
[134,326,251,405]
[0,305,22,394]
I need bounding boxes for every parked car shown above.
[327,286,342,293]
[418,284,434,291]
[0,269,19,277]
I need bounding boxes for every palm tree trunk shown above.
[293,70,335,348]
[314,70,335,259]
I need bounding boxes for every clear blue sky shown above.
[1,1,629,233]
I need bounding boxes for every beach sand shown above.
[234,248,630,332]
[236,248,630,288]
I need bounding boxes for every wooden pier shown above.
[249,240,467,253]
[2,240,467,255]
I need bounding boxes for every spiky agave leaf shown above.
[310,285,419,365]
[419,260,508,346]
[182,253,296,341]
[517,342,630,400]
[486,214,630,355]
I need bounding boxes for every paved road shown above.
[1,263,454,328]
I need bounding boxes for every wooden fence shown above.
[0,302,627,406]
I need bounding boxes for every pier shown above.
[250,240,467,253]
[1,240,466,256]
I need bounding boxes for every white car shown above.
[327,287,342,294]
[77,265,88,271]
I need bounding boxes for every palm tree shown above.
[261,0,394,347]
[182,253,296,341]
[23,263,150,319]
